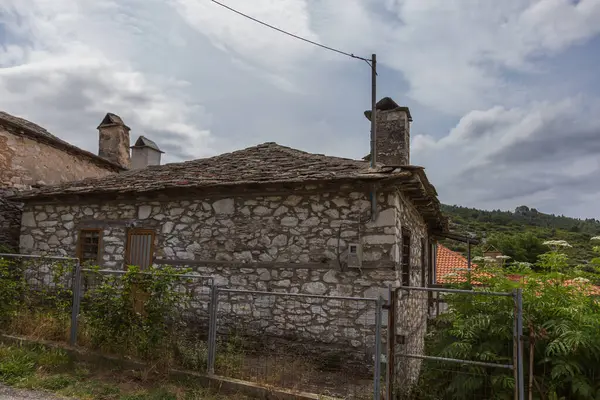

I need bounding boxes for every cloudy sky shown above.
[1,0,600,219]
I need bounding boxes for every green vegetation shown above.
[0,342,248,400]
[442,204,600,265]
[412,245,600,400]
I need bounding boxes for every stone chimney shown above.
[97,113,131,168]
[364,97,412,166]
[130,136,164,169]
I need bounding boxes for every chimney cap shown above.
[364,97,412,121]
[97,113,130,130]
[130,135,164,153]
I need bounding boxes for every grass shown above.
[0,342,250,400]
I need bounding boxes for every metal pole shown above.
[517,288,525,400]
[370,53,377,168]
[374,295,383,400]
[386,286,397,400]
[69,260,82,346]
[207,284,219,374]
[370,53,378,222]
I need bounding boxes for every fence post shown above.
[386,286,397,400]
[374,296,384,400]
[69,260,82,346]
[207,283,219,374]
[516,288,525,400]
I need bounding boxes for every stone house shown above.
[0,112,123,251]
[11,98,447,378]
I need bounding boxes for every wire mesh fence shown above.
[211,288,386,399]
[392,286,522,400]
[0,253,78,342]
[75,267,214,373]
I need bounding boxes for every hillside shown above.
[441,204,600,265]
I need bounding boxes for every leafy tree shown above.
[414,244,600,400]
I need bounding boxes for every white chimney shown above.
[130,136,164,169]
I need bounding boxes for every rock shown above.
[257,268,271,281]
[21,234,34,250]
[22,212,36,227]
[272,234,288,247]
[64,221,75,230]
[331,197,349,207]
[253,206,271,216]
[169,208,184,216]
[48,235,60,245]
[324,209,339,219]
[280,216,298,227]
[323,270,338,283]
[162,222,174,234]
[302,281,327,295]
[216,252,233,261]
[273,206,288,216]
[283,195,303,206]
[35,212,48,222]
[300,216,319,227]
[363,235,395,245]
[138,205,152,219]
[213,198,235,215]
[311,203,325,213]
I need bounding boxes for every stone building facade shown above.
[0,111,162,251]
[12,97,447,385]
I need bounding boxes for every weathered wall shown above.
[19,186,428,365]
[0,188,21,252]
[0,124,118,250]
[0,126,115,188]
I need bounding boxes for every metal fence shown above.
[390,285,524,400]
[209,288,386,399]
[74,268,214,372]
[0,254,388,399]
[0,253,79,343]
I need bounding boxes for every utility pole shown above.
[370,53,377,168]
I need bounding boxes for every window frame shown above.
[421,237,427,287]
[125,228,156,270]
[77,229,103,266]
[401,229,411,287]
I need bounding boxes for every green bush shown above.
[417,243,600,400]
[80,265,193,362]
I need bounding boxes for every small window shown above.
[78,229,102,265]
[401,230,411,287]
[126,229,155,270]
[421,238,427,287]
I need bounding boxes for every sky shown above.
[1,0,600,219]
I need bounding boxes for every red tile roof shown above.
[435,244,477,284]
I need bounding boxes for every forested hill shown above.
[441,205,600,264]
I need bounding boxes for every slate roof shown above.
[132,135,163,153]
[12,142,448,231]
[0,111,124,171]
[435,244,477,283]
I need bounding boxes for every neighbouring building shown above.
[11,97,448,384]
[0,111,162,252]
[434,243,477,284]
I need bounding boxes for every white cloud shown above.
[412,97,600,218]
[0,0,212,162]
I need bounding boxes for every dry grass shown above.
[7,310,70,342]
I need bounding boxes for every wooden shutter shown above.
[126,229,155,270]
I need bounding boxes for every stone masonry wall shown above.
[0,124,118,251]
[19,185,429,364]
[0,126,116,188]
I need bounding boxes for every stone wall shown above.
[0,126,116,188]
[19,185,429,370]
[0,189,21,252]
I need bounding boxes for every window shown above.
[126,229,155,270]
[78,229,102,265]
[401,230,411,287]
[421,238,427,287]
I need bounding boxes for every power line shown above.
[209,0,371,62]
